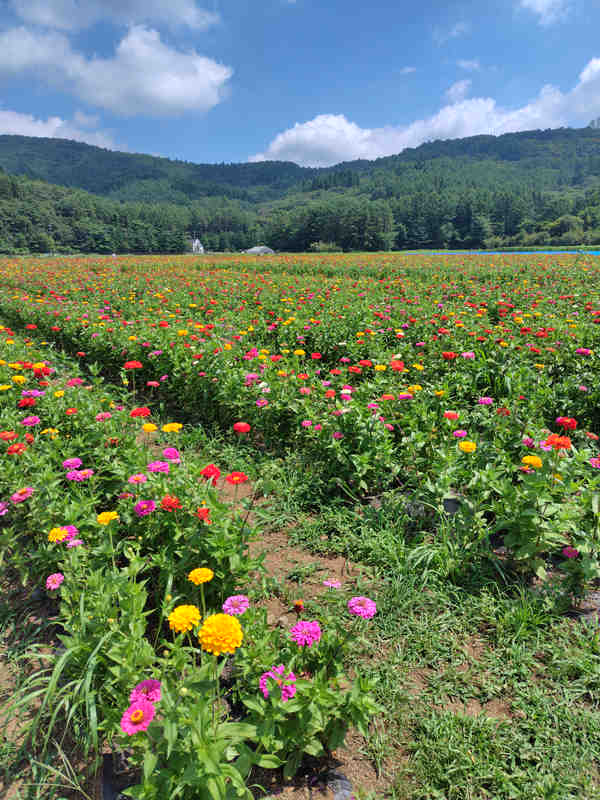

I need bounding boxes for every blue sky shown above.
[0,0,598,167]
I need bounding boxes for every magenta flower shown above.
[129,679,161,704]
[461,351,475,359]
[290,620,321,648]
[162,447,181,464]
[147,461,169,474]
[95,412,112,421]
[589,457,600,469]
[134,500,156,517]
[259,665,297,701]
[478,397,493,406]
[348,596,377,619]
[62,458,82,469]
[120,698,156,735]
[66,377,83,386]
[323,579,341,589]
[46,573,64,590]
[10,487,33,504]
[575,348,592,356]
[66,538,84,548]
[301,420,312,428]
[66,469,92,482]
[256,398,268,407]
[128,473,148,484]
[0,502,8,516]
[453,430,467,438]
[21,416,41,427]
[397,393,413,400]
[522,436,535,448]
[332,431,343,439]
[222,595,250,616]
[562,546,580,559]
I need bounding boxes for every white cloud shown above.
[0,108,114,148]
[433,21,471,45]
[9,0,219,31]
[518,0,570,26]
[249,56,600,167]
[457,59,480,71]
[0,26,233,116]
[400,66,417,74]
[445,79,472,103]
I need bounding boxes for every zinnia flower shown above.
[348,596,377,619]
[168,604,200,634]
[259,665,297,701]
[48,526,69,542]
[97,511,119,525]
[233,422,251,434]
[222,595,249,615]
[188,567,214,585]
[130,407,151,418]
[162,422,182,433]
[147,461,169,474]
[225,471,249,485]
[45,573,64,590]
[458,441,477,454]
[21,415,41,426]
[200,463,220,485]
[128,473,148,484]
[10,486,34,503]
[134,500,156,517]
[562,546,579,559]
[478,397,493,405]
[161,495,182,512]
[289,620,321,647]
[196,506,211,524]
[589,457,600,469]
[62,458,82,469]
[129,679,161,704]
[124,361,143,370]
[120,699,156,736]
[162,447,181,463]
[198,613,243,655]
[522,455,542,469]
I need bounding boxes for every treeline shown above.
[1,167,600,255]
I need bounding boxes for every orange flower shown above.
[544,434,572,450]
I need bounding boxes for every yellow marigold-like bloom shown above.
[168,604,201,634]
[534,363,544,370]
[0,384,11,391]
[293,349,305,356]
[434,390,445,397]
[32,362,46,370]
[48,526,69,542]
[407,384,422,392]
[198,613,243,656]
[142,423,158,432]
[412,364,424,371]
[54,390,65,398]
[12,375,26,384]
[459,441,477,454]
[522,455,542,469]
[162,422,182,433]
[188,567,214,585]
[374,364,386,371]
[97,511,119,525]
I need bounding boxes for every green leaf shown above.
[143,749,158,781]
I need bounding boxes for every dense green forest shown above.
[1,127,600,253]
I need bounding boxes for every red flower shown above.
[105,437,120,448]
[7,442,27,455]
[442,351,458,360]
[161,495,182,512]
[124,360,143,370]
[586,432,599,441]
[358,359,373,367]
[24,433,34,443]
[130,407,151,418]
[311,353,322,360]
[443,411,459,421]
[199,463,221,485]
[556,416,577,430]
[233,422,251,435]
[544,434,572,450]
[496,407,510,417]
[225,471,249,485]
[390,360,405,372]
[66,408,78,415]
[18,398,36,408]
[0,431,18,441]
[25,324,37,330]
[195,506,211,524]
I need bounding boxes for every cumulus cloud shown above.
[433,21,471,45]
[249,56,600,167]
[0,26,233,116]
[9,0,219,31]
[518,0,570,26]
[0,108,114,148]
[445,79,472,103]
[457,59,480,71]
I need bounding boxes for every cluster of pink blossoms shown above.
[120,679,161,736]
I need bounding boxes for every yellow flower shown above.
[12,375,26,384]
[374,364,386,371]
[534,363,544,370]
[434,390,445,397]
[168,604,201,634]
[293,349,305,356]
[188,568,214,585]
[412,364,424,371]
[407,384,422,393]
[48,526,69,542]
[97,511,119,525]
[522,455,542,469]
[459,441,477,454]
[0,384,11,391]
[198,613,243,656]
[162,422,182,433]
[54,390,65,398]
[142,423,158,432]
[32,362,46,370]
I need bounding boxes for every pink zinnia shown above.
[128,473,148,484]
[66,538,84,548]
[575,347,591,356]
[259,665,297,701]
[45,573,64,590]
[129,679,161,704]
[21,416,41,427]
[348,596,377,619]
[562,546,579,559]
[147,461,169,474]
[289,620,321,647]
[162,447,181,463]
[95,412,112,421]
[478,397,493,405]
[301,420,312,428]
[134,500,156,517]
[589,457,600,469]
[62,458,82,469]
[222,595,250,616]
[10,487,33,504]
[453,430,467,438]
[323,579,341,589]
[120,698,156,736]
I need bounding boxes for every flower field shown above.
[1,251,600,799]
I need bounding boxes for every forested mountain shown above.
[1,127,600,253]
